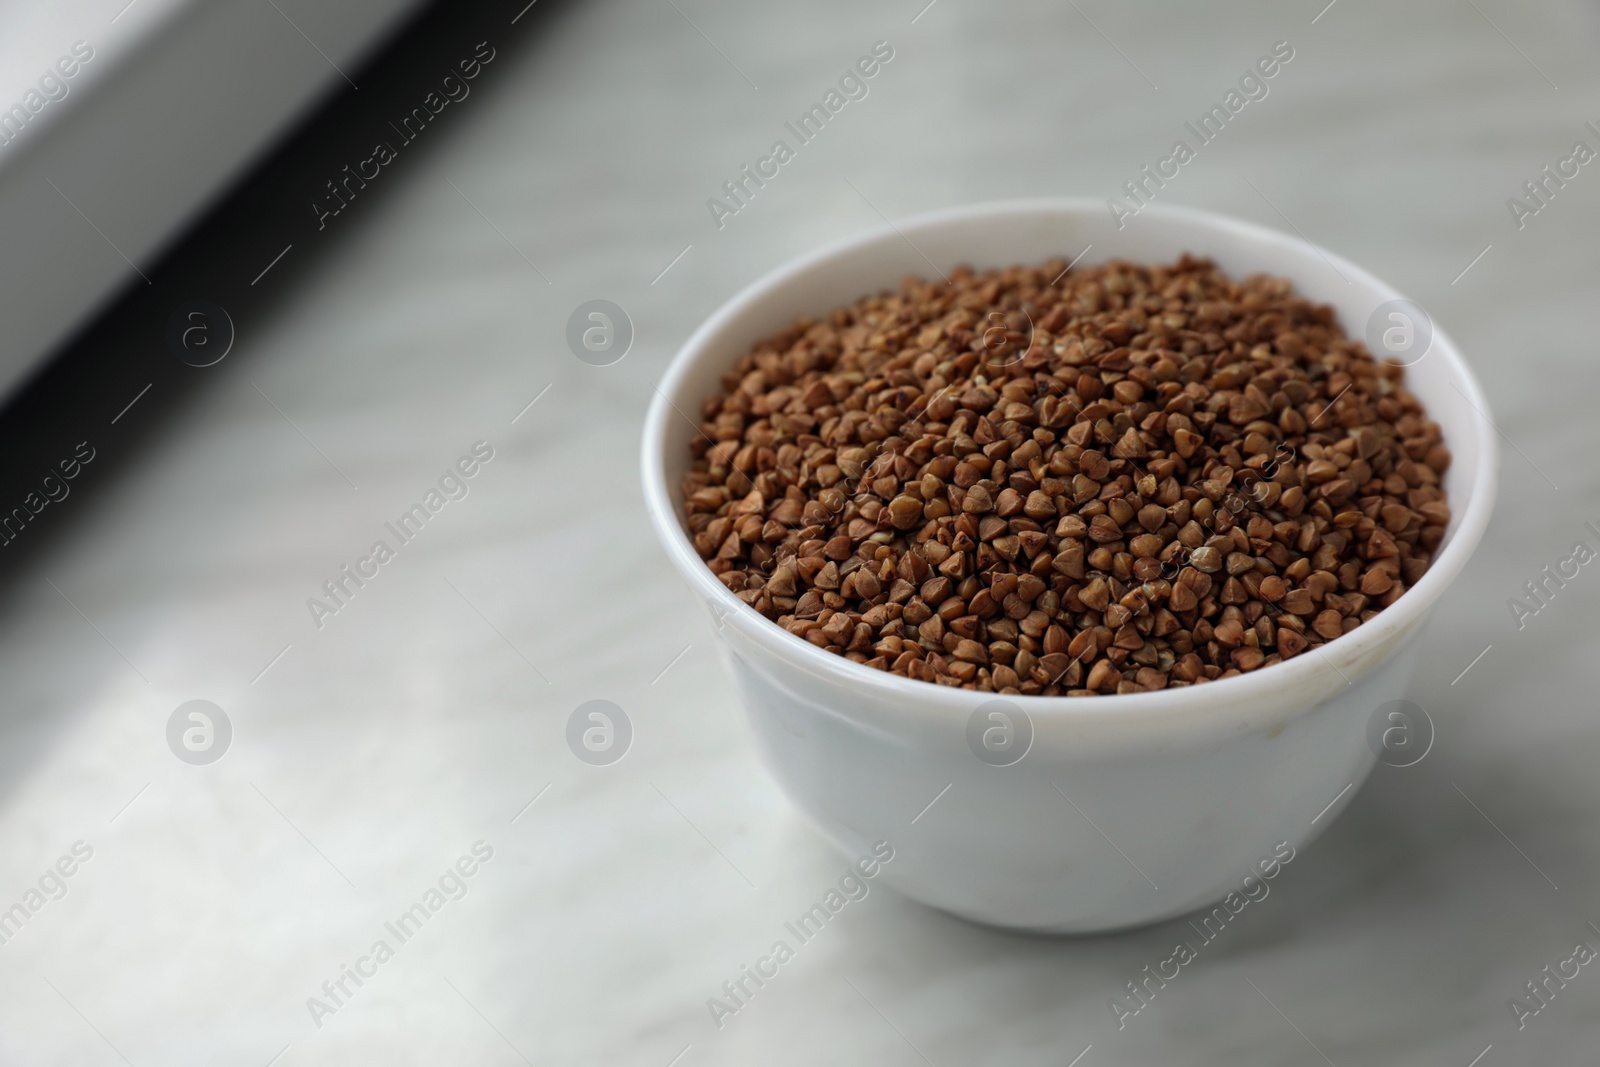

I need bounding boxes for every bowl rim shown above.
[640,197,1499,726]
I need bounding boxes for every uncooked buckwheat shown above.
[681,255,1452,695]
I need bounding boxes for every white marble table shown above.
[1,0,1597,1063]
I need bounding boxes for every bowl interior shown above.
[644,198,1496,717]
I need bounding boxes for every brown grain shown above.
[681,255,1451,695]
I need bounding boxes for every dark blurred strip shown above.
[0,0,572,580]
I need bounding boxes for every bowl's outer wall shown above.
[718,613,1405,932]
[644,200,1496,930]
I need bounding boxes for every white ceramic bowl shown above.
[641,200,1497,933]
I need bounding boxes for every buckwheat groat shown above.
[682,256,1451,695]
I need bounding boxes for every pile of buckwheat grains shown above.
[681,255,1452,695]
